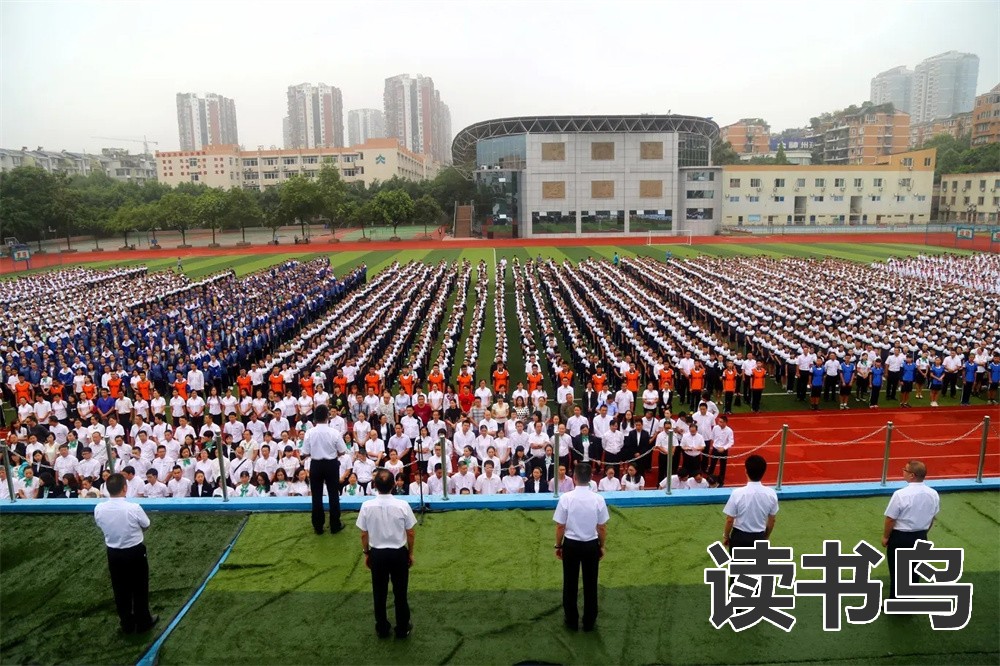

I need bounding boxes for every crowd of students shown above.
[2,250,996,501]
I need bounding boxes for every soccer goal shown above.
[647,229,693,246]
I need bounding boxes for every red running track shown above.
[2,231,994,274]
[703,406,999,487]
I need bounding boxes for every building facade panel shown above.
[938,172,1000,224]
[721,149,935,227]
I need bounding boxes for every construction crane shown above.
[90,135,160,155]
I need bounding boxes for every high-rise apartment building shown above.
[384,74,452,164]
[870,66,913,114]
[285,83,344,149]
[348,108,385,146]
[911,51,979,124]
[971,84,1000,147]
[176,93,239,151]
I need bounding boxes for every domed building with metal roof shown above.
[451,114,721,238]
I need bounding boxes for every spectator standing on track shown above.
[722,455,778,551]
[882,460,939,598]
[554,463,609,632]
[869,359,885,409]
[357,468,417,639]
[93,473,158,635]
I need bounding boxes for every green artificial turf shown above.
[149,492,1000,665]
[0,512,246,665]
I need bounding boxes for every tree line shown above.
[0,162,488,249]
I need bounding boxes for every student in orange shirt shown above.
[107,374,123,399]
[591,367,607,393]
[398,367,415,396]
[365,369,382,396]
[14,375,33,404]
[750,361,767,413]
[722,361,738,415]
[81,377,98,401]
[428,365,445,393]
[456,365,474,395]
[136,373,152,402]
[557,366,574,387]
[332,370,348,397]
[268,370,285,396]
[492,362,510,396]
[236,371,253,399]
[173,374,189,401]
[527,365,544,394]
[688,361,706,411]
[299,374,315,398]
[624,363,641,394]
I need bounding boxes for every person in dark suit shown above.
[189,471,215,497]
[572,426,602,468]
[523,466,549,493]
[582,382,600,420]
[622,427,651,475]
[527,445,557,483]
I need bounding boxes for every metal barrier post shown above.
[775,425,789,491]
[552,434,559,498]
[105,437,116,474]
[880,422,894,486]
[440,434,449,500]
[976,416,991,483]
[216,438,229,502]
[665,431,674,495]
[2,445,16,503]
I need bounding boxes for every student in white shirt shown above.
[473,460,502,494]
[708,416,734,487]
[598,466,622,492]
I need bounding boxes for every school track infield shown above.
[2,230,993,274]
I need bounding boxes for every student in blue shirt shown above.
[928,358,946,407]
[869,359,885,409]
[987,352,1000,406]
[960,355,979,406]
[899,355,917,408]
[839,357,856,410]
[809,358,825,411]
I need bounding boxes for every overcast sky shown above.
[2,0,998,153]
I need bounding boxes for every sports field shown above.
[1,493,997,665]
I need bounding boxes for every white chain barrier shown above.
[893,422,984,447]
[787,426,888,447]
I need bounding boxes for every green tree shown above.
[107,202,150,248]
[369,189,414,237]
[0,166,55,244]
[412,194,444,236]
[429,167,475,218]
[774,143,789,165]
[279,175,324,239]
[153,192,196,246]
[711,140,741,165]
[48,173,81,251]
[258,185,283,242]
[316,162,346,225]
[225,188,264,243]
[194,188,229,246]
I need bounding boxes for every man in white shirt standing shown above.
[474,460,502,494]
[93,473,158,634]
[882,460,939,599]
[357,469,417,639]
[303,405,348,535]
[722,455,778,550]
[554,464,609,632]
[708,416,734,487]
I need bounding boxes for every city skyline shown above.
[1,0,997,154]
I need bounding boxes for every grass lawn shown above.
[147,492,1000,664]
[0,513,246,665]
